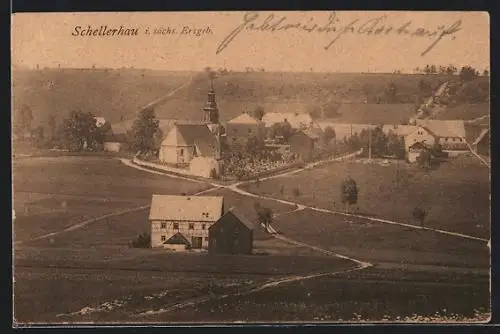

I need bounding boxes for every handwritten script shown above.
[216,12,462,56]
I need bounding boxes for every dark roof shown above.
[176,123,218,156]
[212,207,255,231]
[164,232,191,245]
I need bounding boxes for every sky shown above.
[11,11,489,73]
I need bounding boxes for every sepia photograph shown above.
[11,11,490,325]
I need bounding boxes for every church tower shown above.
[203,77,220,125]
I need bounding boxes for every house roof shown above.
[262,112,313,129]
[161,123,218,157]
[215,207,255,231]
[164,232,190,245]
[301,126,323,140]
[149,195,224,222]
[316,122,375,140]
[415,120,466,138]
[228,113,261,125]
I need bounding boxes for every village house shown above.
[289,126,324,161]
[262,112,313,129]
[406,141,429,163]
[208,207,254,255]
[403,126,436,153]
[225,112,266,150]
[415,120,468,152]
[149,194,224,250]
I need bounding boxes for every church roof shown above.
[161,123,218,157]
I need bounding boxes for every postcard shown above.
[11,11,490,325]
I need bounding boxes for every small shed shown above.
[163,232,191,251]
[208,207,254,255]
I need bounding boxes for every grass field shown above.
[12,68,193,126]
[434,104,489,121]
[272,209,489,267]
[14,246,354,323]
[243,155,490,239]
[152,267,489,323]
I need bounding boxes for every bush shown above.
[129,232,151,248]
[209,168,218,179]
[412,207,428,227]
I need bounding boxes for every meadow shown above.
[242,155,490,239]
[154,266,489,323]
[13,156,210,242]
[272,209,489,268]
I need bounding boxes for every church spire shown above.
[203,76,219,124]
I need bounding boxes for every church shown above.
[158,79,224,177]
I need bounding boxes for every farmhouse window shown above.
[161,235,166,241]
[161,222,166,229]
[189,223,194,230]
[180,149,184,155]
[173,223,179,230]
[202,224,206,230]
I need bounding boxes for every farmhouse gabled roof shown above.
[228,113,261,124]
[149,195,224,222]
[415,120,466,139]
[164,232,190,245]
[161,123,218,157]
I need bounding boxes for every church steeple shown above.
[203,77,219,124]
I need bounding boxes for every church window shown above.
[161,235,166,241]
[180,149,184,155]
[173,223,179,230]
[161,222,166,229]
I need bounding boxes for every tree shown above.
[430,142,444,158]
[129,107,162,153]
[386,131,405,159]
[250,106,265,121]
[340,176,358,212]
[61,110,99,151]
[446,64,458,75]
[412,207,428,227]
[245,136,265,156]
[459,66,478,82]
[268,121,294,143]
[256,206,273,230]
[416,149,432,170]
[14,104,34,138]
[48,113,57,140]
[323,126,336,145]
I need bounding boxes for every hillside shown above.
[14,69,487,131]
[12,68,194,128]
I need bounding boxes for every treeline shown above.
[414,64,489,79]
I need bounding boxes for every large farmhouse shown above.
[262,112,313,129]
[414,120,467,151]
[149,194,224,250]
[225,112,266,150]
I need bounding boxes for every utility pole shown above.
[368,125,372,160]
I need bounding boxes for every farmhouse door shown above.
[191,236,202,249]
